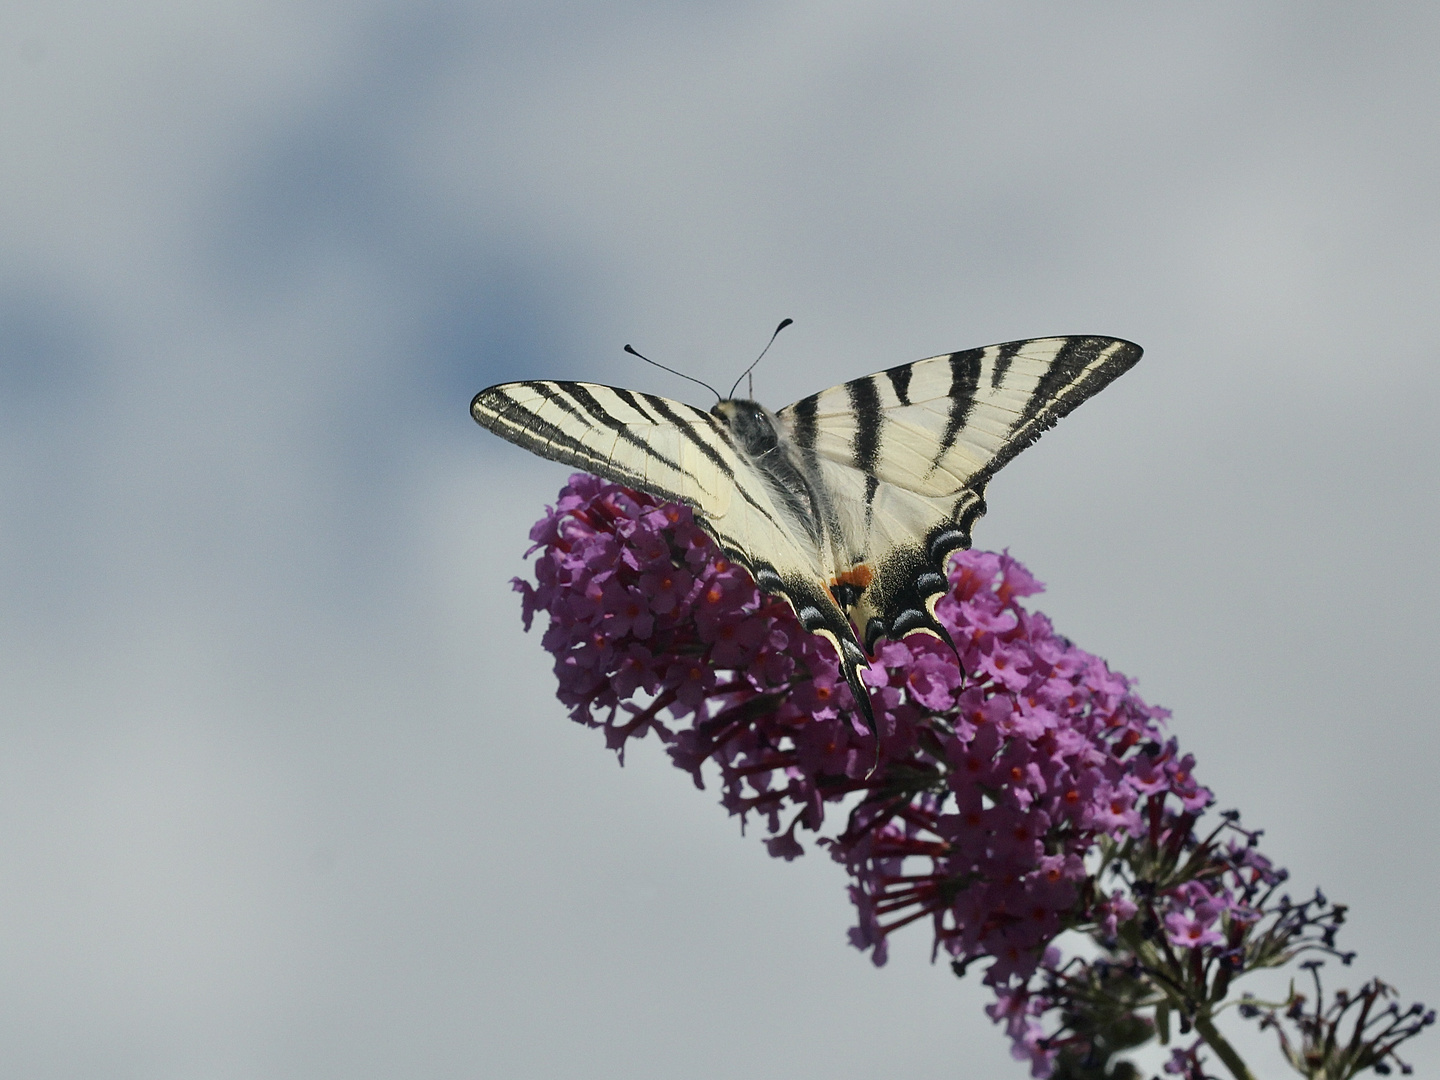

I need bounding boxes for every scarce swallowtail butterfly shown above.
[472,335,1141,738]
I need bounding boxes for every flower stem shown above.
[1193,1014,1256,1080]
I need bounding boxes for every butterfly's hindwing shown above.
[473,335,1141,739]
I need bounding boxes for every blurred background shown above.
[1,3,1436,1077]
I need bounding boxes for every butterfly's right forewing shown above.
[784,337,1141,498]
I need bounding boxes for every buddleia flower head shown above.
[515,476,1179,967]
[510,475,1432,1079]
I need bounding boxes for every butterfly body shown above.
[473,335,1142,735]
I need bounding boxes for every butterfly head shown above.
[711,398,780,456]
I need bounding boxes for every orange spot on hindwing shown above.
[828,563,874,610]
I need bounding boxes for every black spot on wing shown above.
[890,608,930,636]
[754,567,785,593]
[864,617,888,653]
[913,571,948,595]
[797,605,828,630]
[926,492,984,564]
[846,376,883,471]
[927,528,968,565]
[866,542,952,650]
[865,490,985,656]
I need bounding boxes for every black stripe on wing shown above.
[631,393,739,483]
[935,348,983,467]
[617,391,797,536]
[474,381,801,544]
[547,383,690,476]
[989,339,1024,390]
[862,474,879,536]
[846,376,883,471]
[885,364,912,406]
[649,397,809,539]
[472,381,702,506]
[473,383,642,482]
[788,394,818,450]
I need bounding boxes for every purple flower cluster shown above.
[512,475,1433,1079]
[989,809,1287,1076]
[512,480,1434,1080]
[835,559,1195,981]
[518,476,1184,964]
[515,474,863,765]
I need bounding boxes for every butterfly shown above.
[472,335,1141,737]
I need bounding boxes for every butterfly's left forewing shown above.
[474,381,735,514]
[473,380,870,709]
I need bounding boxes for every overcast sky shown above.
[1,3,1437,1078]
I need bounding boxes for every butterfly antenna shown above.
[727,318,793,400]
[624,344,722,403]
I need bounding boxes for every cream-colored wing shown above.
[777,336,1141,649]
[780,337,1141,497]
[474,381,735,516]
[473,380,871,723]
